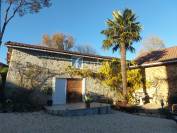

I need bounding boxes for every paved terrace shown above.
[45,102,111,116]
[0,111,176,133]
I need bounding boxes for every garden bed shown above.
[112,103,174,120]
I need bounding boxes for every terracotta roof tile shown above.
[135,46,177,65]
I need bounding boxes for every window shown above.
[72,57,83,69]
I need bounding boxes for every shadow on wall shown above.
[9,61,59,90]
[137,50,167,105]
[6,61,69,93]
[140,67,150,104]
[165,63,177,107]
[5,61,114,107]
[5,81,114,106]
[140,63,177,107]
[136,50,167,65]
[4,62,62,106]
[0,73,7,102]
[5,81,50,107]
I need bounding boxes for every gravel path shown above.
[0,111,176,133]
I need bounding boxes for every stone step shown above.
[45,102,112,116]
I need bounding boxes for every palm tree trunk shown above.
[120,44,127,96]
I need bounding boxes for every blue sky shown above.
[1,0,177,63]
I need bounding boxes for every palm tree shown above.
[101,9,141,96]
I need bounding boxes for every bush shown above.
[4,89,43,112]
[112,102,142,113]
[67,60,143,104]
[11,90,31,103]
[3,99,42,112]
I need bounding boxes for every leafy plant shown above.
[0,66,8,74]
[101,9,142,96]
[84,93,93,103]
[67,59,143,104]
[42,87,53,95]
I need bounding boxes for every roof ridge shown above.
[5,41,116,60]
[135,45,177,66]
[136,45,177,58]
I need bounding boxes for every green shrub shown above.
[5,89,43,112]
[67,59,143,104]
[113,102,142,113]
[42,87,53,95]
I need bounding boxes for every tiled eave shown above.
[5,41,116,61]
[129,59,177,69]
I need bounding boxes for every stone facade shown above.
[6,48,113,105]
[135,64,177,106]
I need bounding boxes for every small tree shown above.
[74,44,96,55]
[0,0,51,46]
[42,33,74,50]
[139,36,165,54]
[101,9,142,96]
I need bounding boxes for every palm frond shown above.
[102,39,113,50]
[126,45,135,53]
[101,8,142,53]
[113,45,120,53]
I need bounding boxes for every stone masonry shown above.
[135,64,177,106]
[6,48,113,105]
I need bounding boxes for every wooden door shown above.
[67,79,82,103]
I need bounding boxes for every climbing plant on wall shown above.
[67,59,143,103]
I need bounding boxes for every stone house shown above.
[5,41,115,105]
[131,46,177,106]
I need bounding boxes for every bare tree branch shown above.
[6,0,23,24]
[0,1,12,44]
[0,0,51,46]
[0,0,23,45]
[4,1,12,23]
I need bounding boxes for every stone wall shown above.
[7,49,72,89]
[135,64,177,106]
[6,48,113,105]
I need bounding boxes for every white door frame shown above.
[52,77,86,104]
[82,78,86,101]
[52,77,67,105]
